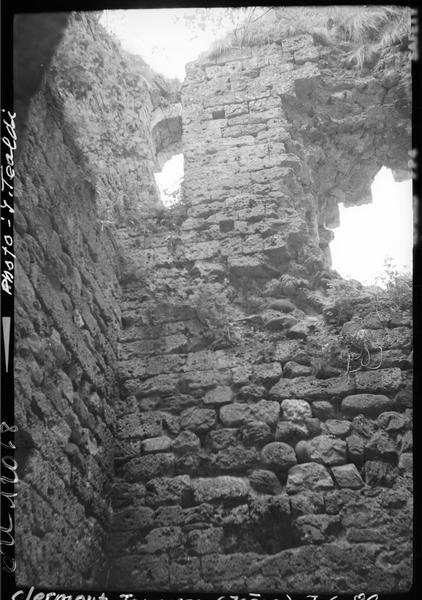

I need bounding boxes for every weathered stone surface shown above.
[181,407,217,432]
[281,398,312,422]
[354,368,402,394]
[142,436,172,453]
[111,505,155,531]
[331,464,364,489]
[122,453,175,482]
[208,428,240,450]
[273,340,303,364]
[398,452,412,472]
[323,419,351,437]
[294,514,340,544]
[341,394,393,417]
[283,361,312,378]
[263,310,297,331]
[145,475,192,507]
[267,298,296,312]
[307,435,347,466]
[249,469,282,495]
[192,476,249,503]
[238,383,266,400]
[364,431,397,461]
[252,362,283,383]
[364,461,398,487]
[187,528,223,555]
[262,442,297,471]
[312,401,335,420]
[169,557,201,587]
[219,403,251,427]
[203,385,233,405]
[215,445,258,472]
[249,493,291,521]
[275,420,308,444]
[290,492,325,516]
[270,375,355,401]
[287,322,309,340]
[376,411,407,432]
[143,526,183,553]
[286,463,334,494]
[242,421,273,447]
[346,434,365,464]
[173,431,201,455]
[252,399,280,425]
[117,411,163,440]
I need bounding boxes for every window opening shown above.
[329,167,413,286]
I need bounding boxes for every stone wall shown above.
[14,12,180,588]
[110,33,412,593]
[14,13,412,594]
[111,223,412,592]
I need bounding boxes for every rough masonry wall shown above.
[110,34,412,593]
[14,12,179,588]
[15,85,121,586]
[14,14,412,593]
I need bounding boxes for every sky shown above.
[330,167,413,285]
[100,8,241,80]
[100,8,413,286]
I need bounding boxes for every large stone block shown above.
[261,442,297,471]
[281,398,312,422]
[331,464,364,489]
[270,374,355,401]
[249,469,282,495]
[286,463,334,494]
[187,527,223,555]
[181,407,217,432]
[215,446,258,473]
[294,514,340,544]
[208,428,240,450]
[252,399,281,425]
[145,475,192,507]
[252,362,283,383]
[142,436,172,453]
[112,505,155,531]
[192,476,249,503]
[307,435,347,466]
[203,385,233,405]
[273,339,303,363]
[323,419,351,437]
[354,368,402,394]
[143,526,183,553]
[173,430,201,455]
[115,411,163,440]
[219,402,251,427]
[341,394,394,417]
[275,421,308,444]
[121,453,175,482]
[241,421,273,447]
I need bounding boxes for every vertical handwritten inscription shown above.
[1,109,17,574]
[1,109,16,296]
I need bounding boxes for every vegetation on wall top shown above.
[203,5,412,69]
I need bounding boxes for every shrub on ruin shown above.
[376,257,412,312]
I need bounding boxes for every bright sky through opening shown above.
[100,9,413,286]
[330,167,413,286]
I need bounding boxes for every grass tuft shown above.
[202,6,411,68]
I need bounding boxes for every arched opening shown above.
[150,106,184,208]
[329,167,413,286]
[154,152,184,207]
